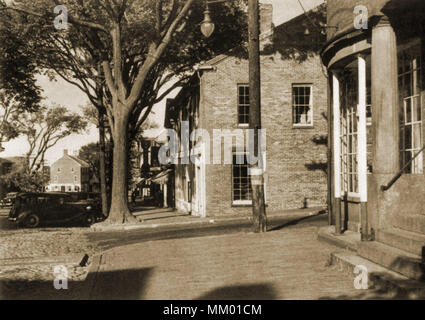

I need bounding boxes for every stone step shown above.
[358,241,425,281]
[317,226,360,251]
[377,227,425,258]
[394,214,425,235]
[330,252,425,299]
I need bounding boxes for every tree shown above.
[79,142,101,180]
[1,0,248,224]
[19,105,88,172]
[2,166,50,193]
[0,91,22,152]
[0,8,42,151]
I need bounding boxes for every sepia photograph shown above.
[0,0,425,308]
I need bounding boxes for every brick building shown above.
[322,0,425,279]
[164,5,328,217]
[46,149,90,192]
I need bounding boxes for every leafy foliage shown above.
[0,5,42,111]
[2,168,50,193]
[18,105,88,172]
[0,0,248,222]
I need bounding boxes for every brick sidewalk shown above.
[92,207,325,231]
[88,225,377,300]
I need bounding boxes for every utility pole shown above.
[248,0,267,232]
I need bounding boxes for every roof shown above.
[67,155,90,168]
[52,153,90,168]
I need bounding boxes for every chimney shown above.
[64,149,68,156]
[260,3,273,35]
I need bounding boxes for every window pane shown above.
[293,85,313,125]
[413,124,422,149]
[405,125,412,149]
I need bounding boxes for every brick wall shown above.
[51,159,81,185]
[200,52,328,216]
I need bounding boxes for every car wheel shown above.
[85,214,95,226]
[24,214,40,228]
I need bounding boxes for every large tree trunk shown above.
[98,110,109,217]
[106,109,137,224]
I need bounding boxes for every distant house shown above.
[46,149,90,192]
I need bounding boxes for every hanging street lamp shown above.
[200,2,215,38]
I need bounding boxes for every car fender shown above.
[16,211,31,222]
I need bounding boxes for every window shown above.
[71,168,74,172]
[68,186,72,191]
[57,168,61,172]
[398,41,423,174]
[340,69,359,195]
[232,152,252,204]
[74,175,78,182]
[54,175,58,182]
[292,85,313,126]
[237,84,250,125]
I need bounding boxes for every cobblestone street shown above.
[0,223,100,299]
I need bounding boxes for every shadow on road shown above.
[89,267,154,299]
[0,267,154,300]
[196,283,278,300]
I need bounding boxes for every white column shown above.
[333,73,341,199]
[357,55,368,203]
[163,183,168,208]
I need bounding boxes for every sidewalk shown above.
[91,206,326,231]
[84,217,385,300]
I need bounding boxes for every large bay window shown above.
[398,40,423,174]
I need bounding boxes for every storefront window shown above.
[398,41,423,174]
[340,68,359,195]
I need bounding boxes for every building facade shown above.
[322,0,425,278]
[164,6,329,217]
[46,150,90,192]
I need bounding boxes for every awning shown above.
[136,177,150,187]
[150,169,172,184]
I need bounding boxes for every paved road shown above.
[88,215,371,300]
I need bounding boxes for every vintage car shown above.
[0,192,18,208]
[7,192,104,228]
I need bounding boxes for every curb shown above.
[90,209,325,232]
[82,254,103,300]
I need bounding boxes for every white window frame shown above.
[232,151,252,205]
[237,84,250,127]
[340,70,360,197]
[398,39,423,174]
[292,84,314,128]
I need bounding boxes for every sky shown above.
[0,0,324,165]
